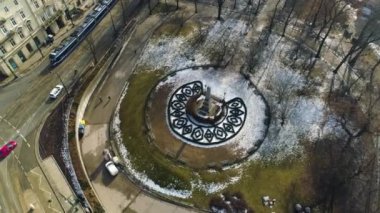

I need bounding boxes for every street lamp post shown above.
[119,0,126,23]
[61,0,74,26]
[0,53,18,79]
[54,72,69,95]
[109,11,117,37]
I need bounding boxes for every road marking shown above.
[30,170,53,195]
[3,158,21,212]
[12,153,34,190]
[14,155,22,165]
[30,169,61,212]
[0,116,31,147]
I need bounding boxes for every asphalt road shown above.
[0,2,126,211]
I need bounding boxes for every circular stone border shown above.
[167,81,247,146]
[144,67,271,168]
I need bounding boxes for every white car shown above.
[49,85,64,99]
[105,161,119,176]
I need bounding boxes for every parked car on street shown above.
[0,140,17,159]
[49,85,64,99]
[105,161,119,176]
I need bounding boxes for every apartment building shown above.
[0,0,83,77]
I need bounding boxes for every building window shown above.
[14,0,18,5]
[26,21,33,31]
[33,37,41,47]
[17,50,26,62]
[0,46,6,54]
[9,38,16,46]
[0,25,7,34]
[17,29,24,39]
[4,7,9,12]
[8,58,17,69]
[33,1,40,8]
[26,43,33,53]
[10,18,17,26]
[20,11,25,19]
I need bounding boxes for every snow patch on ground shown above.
[246,35,331,161]
[252,97,326,161]
[137,18,248,72]
[192,171,242,195]
[113,83,192,198]
[138,37,209,71]
[370,43,380,59]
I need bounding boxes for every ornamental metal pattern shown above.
[167,81,247,146]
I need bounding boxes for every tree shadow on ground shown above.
[89,159,106,181]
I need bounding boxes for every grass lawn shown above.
[189,159,309,211]
[228,159,310,212]
[154,19,199,38]
[118,70,311,211]
[119,70,194,191]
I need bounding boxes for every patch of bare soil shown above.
[38,67,104,211]
[39,100,66,170]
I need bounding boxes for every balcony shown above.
[0,30,16,45]
[42,0,55,6]
[43,10,63,28]
[0,18,6,26]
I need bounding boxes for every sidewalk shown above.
[76,1,204,210]
[26,157,84,213]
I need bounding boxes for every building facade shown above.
[0,0,82,77]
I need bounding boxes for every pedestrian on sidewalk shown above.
[108,96,111,101]
[74,69,78,75]
[99,97,103,102]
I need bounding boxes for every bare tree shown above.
[173,12,186,31]
[209,35,230,66]
[217,0,225,20]
[194,0,198,13]
[119,0,126,22]
[245,40,265,74]
[280,0,298,37]
[329,16,380,97]
[190,25,209,48]
[85,36,98,64]
[308,135,375,212]
[315,0,349,58]
[254,0,263,16]
[270,71,300,126]
[148,0,152,15]
[267,0,281,36]
[369,59,380,88]
[309,0,324,31]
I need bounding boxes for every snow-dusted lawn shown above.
[111,3,350,211]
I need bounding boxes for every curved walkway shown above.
[76,9,199,213]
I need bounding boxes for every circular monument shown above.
[167,81,247,146]
[147,68,269,168]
